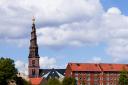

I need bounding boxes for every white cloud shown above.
[0,0,103,47]
[15,60,28,75]
[36,6,128,63]
[107,39,128,62]
[1,38,29,47]
[0,0,128,63]
[107,7,121,15]
[37,19,102,47]
[40,56,57,68]
[87,57,102,63]
[100,7,128,62]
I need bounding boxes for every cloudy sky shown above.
[0,0,128,75]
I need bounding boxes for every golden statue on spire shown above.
[32,16,35,24]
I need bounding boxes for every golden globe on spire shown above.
[32,16,35,24]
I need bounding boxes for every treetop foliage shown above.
[0,57,17,85]
[119,69,128,85]
[62,77,76,85]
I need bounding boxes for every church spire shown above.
[29,17,39,58]
[28,17,40,78]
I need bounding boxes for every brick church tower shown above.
[28,17,40,78]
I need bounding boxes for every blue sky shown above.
[101,0,128,15]
[0,0,128,74]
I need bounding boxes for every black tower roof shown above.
[39,68,66,80]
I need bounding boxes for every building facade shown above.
[65,63,128,85]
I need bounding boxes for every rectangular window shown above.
[86,73,90,81]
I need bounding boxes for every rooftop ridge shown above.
[69,62,128,65]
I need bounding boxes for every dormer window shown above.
[77,64,80,66]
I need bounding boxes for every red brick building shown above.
[65,63,128,85]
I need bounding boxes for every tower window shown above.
[32,69,35,76]
[32,60,35,66]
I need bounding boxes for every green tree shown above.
[0,57,17,85]
[47,78,61,85]
[119,70,128,85]
[62,77,76,85]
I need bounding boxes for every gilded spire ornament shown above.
[32,16,35,24]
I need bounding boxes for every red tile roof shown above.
[29,78,43,85]
[68,63,128,72]
[99,63,128,71]
[69,63,101,71]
